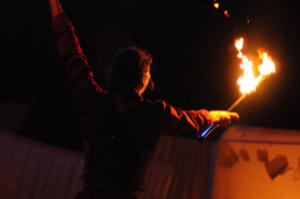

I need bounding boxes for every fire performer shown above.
[48,0,239,198]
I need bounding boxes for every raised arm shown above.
[49,0,106,112]
[49,0,64,18]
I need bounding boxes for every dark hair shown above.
[107,46,153,97]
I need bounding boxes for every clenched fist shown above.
[209,110,239,128]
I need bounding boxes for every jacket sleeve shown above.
[52,13,106,112]
[150,100,213,137]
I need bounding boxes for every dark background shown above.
[0,0,299,150]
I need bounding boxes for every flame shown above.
[235,38,244,51]
[237,54,258,94]
[258,52,276,75]
[235,38,276,94]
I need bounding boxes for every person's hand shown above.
[209,110,239,128]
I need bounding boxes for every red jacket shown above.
[52,13,213,197]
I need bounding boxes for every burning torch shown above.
[198,37,276,139]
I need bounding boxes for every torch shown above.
[198,38,276,139]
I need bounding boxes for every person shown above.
[48,0,239,198]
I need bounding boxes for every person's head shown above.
[107,46,153,99]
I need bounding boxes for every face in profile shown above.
[138,65,151,96]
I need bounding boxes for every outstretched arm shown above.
[150,100,239,137]
[49,0,106,112]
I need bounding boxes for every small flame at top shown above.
[235,38,244,52]
[234,38,276,94]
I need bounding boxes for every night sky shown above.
[0,0,299,149]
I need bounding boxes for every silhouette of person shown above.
[48,0,239,198]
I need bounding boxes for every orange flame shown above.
[235,38,244,51]
[235,38,276,94]
[258,52,276,75]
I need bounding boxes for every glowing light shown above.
[237,56,258,94]
[245,16,251,24]
[214,2,220,9]
[224,10,230,18]
[235,38,244,52]
[198,38,276,139]
[258,52,276,75]
[234,38,276,94]
[235,38,244,59]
